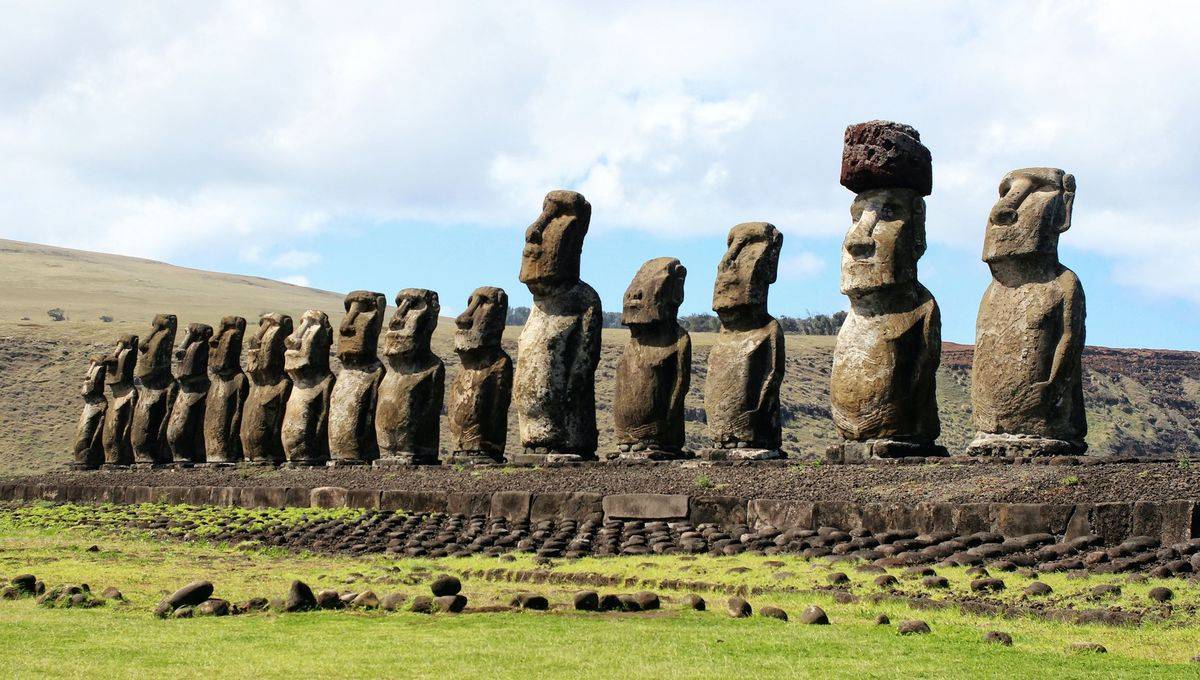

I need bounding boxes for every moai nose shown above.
[846,239,875,260]
[990,205,1018,226]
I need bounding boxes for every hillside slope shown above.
[0,239,1196,473]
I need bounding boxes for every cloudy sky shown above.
[2,1,1198,349]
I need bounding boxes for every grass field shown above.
[1,503,1197,679]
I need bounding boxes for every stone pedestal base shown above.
[239,460,279,468]
[327,459,370,468]
[967,433,1087,457]
[283,460,327,468]
[606,446,692,462]
[129,462,172,470]
[170,462,195,469]
[826,440,948,463]
[67,463,98,471]
[508,448,598,465]
[444,451,504,466]
[696,447,784,461]
[197,462,239,468]
[374,453,440,467]
[99,464,129,471]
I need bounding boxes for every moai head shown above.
[174,322,213,378]
[209,316,246,375]
[135,314,177,381]
[284,310,333,376]
[712,223,782,319]
[385,289,439,359]
[103,335,138,386]
[82,356,106,398]
[623,257,687,327]
[519,190,591,295]
[336,290,387,364]
[454,286,507,354]
[839,120,931,297]
[983,167,1075,265]
[245,313,292,379]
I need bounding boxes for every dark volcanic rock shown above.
[984,631,1013,646]
[285,580,317,612]
[155,580,214,617]
[573,590,599,611]
[798,605,829,625]
[430,574,462,597]
[898,620,931,635]
[727,596,752,618]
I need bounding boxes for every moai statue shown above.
[446,286,513,464]
[611,258,691,460]
[969,168,1086,456]
[328,291,387,466]
[166,322,213,466]
[204,316,249,465]
[70,357,107,470]
[100,335,138,468]
[130,314,177,467]
[282,310,335,466]
[701,222,785,460]
[513,190,602,463]
[241,313,293,465]
[375,289,445,466]
[828,121,945,462]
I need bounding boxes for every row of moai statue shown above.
[72,120,1087,468]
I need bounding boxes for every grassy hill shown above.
[0,238,1197,473]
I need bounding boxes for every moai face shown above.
[385,289,439,358]
[454,286,507,353]
[82,357,106,398]
[209,316,246,375]
[337,290,387,363]
[519,190,591,295]
[712,223,782,315]
[134,314,177,380]
[840,188,926,296]
[103,335,138,386]
[284,310,333,375]
[175,322,213,378]
[983,167,1075,264]
[623,257,686,326]
[245,313,292,379]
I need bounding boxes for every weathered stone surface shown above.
[514,190,602,462]
[285,580,317,612]
[379,490,447,514]
[970,168,1086,456]
[329,291,387,465]
[703,222,784,458]
[995,504,1073,536]
[430,574,461,597]
[690,496,748,526]
[375,289,444,466]
[898,619,931,635]
[196,598,230,616]
[241,314,293,465]
[748,499,814,531]
[310,486,349,509]
[448,286,512,463]
[434,594,467,613]
[167,323,212,465]
[984,631,1013,646]
[798,605,828,625]
[204,316,248,464]
[71,357,107,469]
[131,314,177,466]
[101,335,138,467]
[726,596,752,618]
[831,120,942,459]
[682,594,706,611]
[491,491,533,522]
[573,591,599,611]
[282,310,335,465]
[603,493,689,520]
[155,580,213,617]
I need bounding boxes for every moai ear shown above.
[1059,173,1076,233]
[669,262,687,307]
[913,197,928,259]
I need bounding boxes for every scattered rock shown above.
[573,591,599,611]
[827,572,850,585]
[798,605,828,625]
[315,589,343,609]
[1068,642,1107,654]
[434,594,467,613]
[10,574,37,595]
[760,605,788,621]
[351,591,380,609]
[1090,584,1121,599]
[240,598,269,612]
[874,574,898,589]
[195,599,230,617]
[1023,582,1053,597]
[284,580,317,612]
[633,591,660,611]
[512,592,549,610]
[172,605,194,618]
[430,574,462,597]
[874,613,890,625]
[409,595,435,614]
[970,578,1005,593]
[1148,586,1174,603]
[381,593,408,611]
[727,596,752,618]
[898,620,931,635]
[156,580,214,617]
[101,587,124,600]
[682,594,706,611]
[921,576,949,589]
[984,631,1013,646]
[85,545,100,553]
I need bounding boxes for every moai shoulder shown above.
[329,290,387,466]
[282,309,335,466]
[447,286,513,465]
[376,288,445,466]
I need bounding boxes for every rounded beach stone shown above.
[798,605,828,625]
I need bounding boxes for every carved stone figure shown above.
[166,323,212,466]
[513,190,602,462]
[204,316,249,465]
[447,286,513,464]
[376,289,445,466]
[282,310,335,466]
[130,314,177,467]
[612,258,691,460]
[828,121,945,462]
[70,357,107,470]
[101,335,138,468]
[240,313,293,465]
[702,222,785,460]
[329,291,387,466]
[969,167,1086,456]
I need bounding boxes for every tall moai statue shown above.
[204,316,249,465]
[241,313,293,465]
[612,257,691,460]
[130,314,177,467]
[328,291,387,466]
[447,286,513,464]
[282,310,335,466]
[969,168,1086,456]
[70,357,107,470]
[375,289,445,466]
[513,190,602,463]
[828,121,945,461]
[701,222,785,460]
[100,335,138,468]
[166,322,212,466]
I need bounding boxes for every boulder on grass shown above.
[381,593,408,611]
[155,580,214,618]
[430,574,462,597]
[573,591,599,611]
[351,591,380,609]
[898,620,931,635]
[682,594,706,611]
[727,597,752,618]
[196,599,230,617]
[434,594,467,613]
[760,606,788,621]
[984,631,1013,646]
[799,605,828,625]
[285,580,317,612]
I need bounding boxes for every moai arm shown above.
[755,323,785,418]
[915,300,942,404]
[231,374,249,455]
[568,297,603,396]
[159,381,179,453]
[1044,277,1085,402]
[670,333,692,423]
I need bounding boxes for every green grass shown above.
[0,504,1198,678]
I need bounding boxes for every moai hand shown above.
[447,286,513,464]
[241,313,293,465]
[281,310,334,466]
[375,289,445,466]
[329,291,387,465]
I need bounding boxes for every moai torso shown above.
[101,335,138,466]
[130,314,177,465]
[376,289,445,464]
[448,286,513,462]
[328,291,387,464]
[204,317,248,464]
[241,313,293,464]
[71,358,107,469]
[167,323,212,464]
[282,310,335,465]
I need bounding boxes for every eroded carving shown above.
[70,357,107,470]
[282,310,335,465]
[447,286,513,464]
[240,313,293,465]
[130,314,177,467]
[329,291,387,466]
[204,316,248,465]
[166,322,212,465]
[100,335,138,467]
[375,289,444,466]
